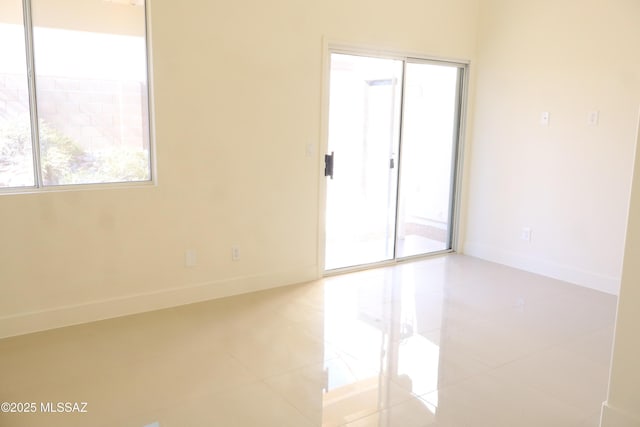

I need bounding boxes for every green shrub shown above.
[0,117,149,186]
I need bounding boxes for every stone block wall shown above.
[0,73,148,152]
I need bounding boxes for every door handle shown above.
[325,152,334,179]
[390,158,395,169]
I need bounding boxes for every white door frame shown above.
[317,41,471,277]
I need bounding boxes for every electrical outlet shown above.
[185,250,197,267]
[520,227,532,242]
[540,112,550,127]
[232,246,240,261]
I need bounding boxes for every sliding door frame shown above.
[318,42,470,276]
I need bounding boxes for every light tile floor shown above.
[0,255,617,427]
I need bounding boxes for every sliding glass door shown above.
[324,52,465,271]
[324,54,402,270]
[396,61,462,258]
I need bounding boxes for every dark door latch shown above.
[325,152,334,179]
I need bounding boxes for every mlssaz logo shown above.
[40,402,88,413]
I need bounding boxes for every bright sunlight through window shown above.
[0,0,151,190]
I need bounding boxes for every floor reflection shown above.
[322,264,444,425]
[319,256,616,426]
[0,255,617,427]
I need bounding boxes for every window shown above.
[0,0,152,190]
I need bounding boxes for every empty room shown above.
[1,0,639,426]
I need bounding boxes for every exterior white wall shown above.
[463,0,640,294]
[0,0,144,35]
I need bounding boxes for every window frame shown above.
[0,0,156,195]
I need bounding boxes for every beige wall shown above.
[464,0,640,294]
[602,114,640,427]
[0,0,481,338]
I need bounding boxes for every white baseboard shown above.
[463,241,621,295]
[0,265,318,340]
[601,401,640,427]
